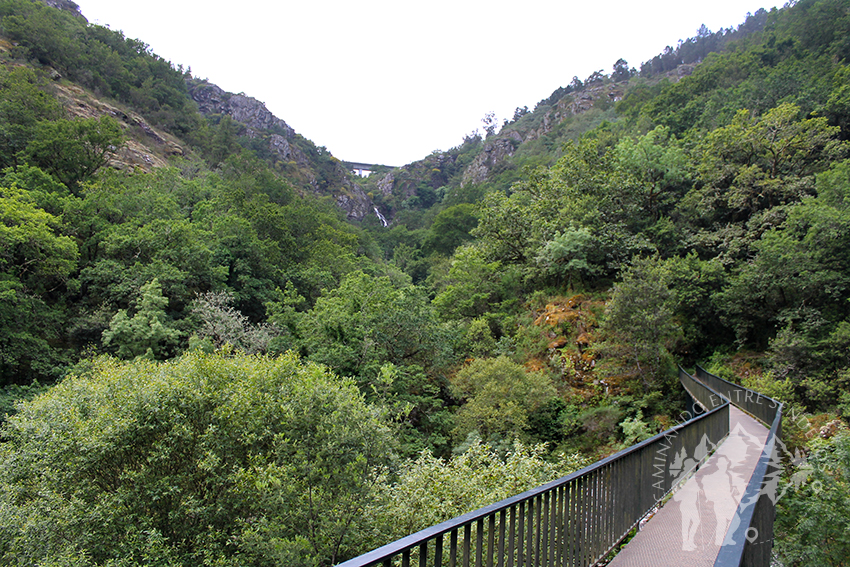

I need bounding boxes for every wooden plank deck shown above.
[607,406,769,567]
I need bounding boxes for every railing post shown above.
[507,506,516,567]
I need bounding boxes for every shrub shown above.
[0,351,394,566]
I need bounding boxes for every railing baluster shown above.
[526,498,533,567]
[555,486,564,565]
[597,466,605,559]
[464,523,471,567]
[541,491,549,566]
[476,518,484,567]
[451,529,458,567]
[497,509,506,567]
[548,486,556,567]
[534,494,542,566]
[576,475,584,567]
[436,534,443,567]
[592,469,600,560]
[587,472,594,562]
[517,501,525,567]
[585,471,599,563]
[568,478,576,567]
[508,506,516,567]
[582,472,589,564]
[487,514,496,567]
[604,467,610,558]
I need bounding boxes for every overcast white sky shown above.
[74,1,781,166]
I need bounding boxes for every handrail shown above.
[337,369,730,567]
[695,367,782,427]
[694,367,784,567]
[680,366,727,413]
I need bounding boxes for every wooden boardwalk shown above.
[608,406,768,567]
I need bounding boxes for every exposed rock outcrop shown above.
[188,82,295,137]
[528,82,625,141]
[376,172,395,197]
[269,134,309,168]
[336,183,373,220]
[461,137,517,187]
[51,82,184,173]
[187,81,319,175]
[40,0,82,16]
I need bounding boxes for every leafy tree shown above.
[299,270,445,378]
[613,126,689,223]
[776,432,850,566]
[0,186,77,293]
[449,356,558,444]
[717,159,850,394]
[203,114,242,166]
[0,0,203,137]
[0,66,64,169]
[481,111,498,138]
[431,244,507,320]
[657,251,730,355]
[595,257,681,391]
[0,164,69,215]
[825,66,850,139]
[534,225,598,288]
[0,185,77,383]
[189,290,277,354]
[611,58,633,82]
[101,278,181,360]
[472,189,536,264]
[421,203,478,256]
[0,0,84,71]
[23,116,123,192]
[298,270,454,453]
[472,137,656,282]
[0,278,68,385]
[512,106,529,122]
[0,351,395,566]
[680,103,844,242]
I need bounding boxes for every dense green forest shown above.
[1,0,850,565]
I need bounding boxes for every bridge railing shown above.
[695,367,781,427]
[337,369,729,567]
[680,366,727,413]
[695,367,783,567]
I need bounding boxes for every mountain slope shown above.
[0,0,377,217]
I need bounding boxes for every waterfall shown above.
[373,206,388,227]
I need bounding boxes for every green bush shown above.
[0,351,395,566]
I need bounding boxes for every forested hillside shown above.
[1,0,850,565]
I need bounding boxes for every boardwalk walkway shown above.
[608,406,768,567]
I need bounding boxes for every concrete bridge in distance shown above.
[342,161,396,177]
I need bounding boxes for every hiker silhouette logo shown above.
[667,423,803,552]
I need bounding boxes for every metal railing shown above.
[695,367,783,567]
[680,367,727,413]
[695,367,781,428]
[337,370,730,567]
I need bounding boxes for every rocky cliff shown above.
[45,81,184,173]
[187,81,306,166]
[187,80,375,221]
[40,0,81,15]
[460,137,519,187]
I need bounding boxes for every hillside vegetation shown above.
[1,0,850,565]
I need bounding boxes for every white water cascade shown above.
[373,206,388,227]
